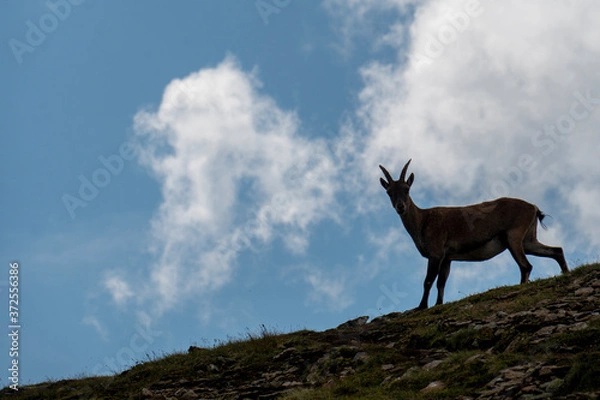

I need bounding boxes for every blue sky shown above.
[2,0,599,385]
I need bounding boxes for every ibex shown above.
[379,160,569,310]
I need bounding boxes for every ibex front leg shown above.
[418,257,443,310]
[435,257,451,306]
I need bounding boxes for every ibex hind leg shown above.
[524,240,570,274]
[506,230,533,283]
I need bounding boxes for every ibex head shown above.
[379,159,414,215]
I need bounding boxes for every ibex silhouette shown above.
[380,160,569,310]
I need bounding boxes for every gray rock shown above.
[353,351,370,364]
[422,359,443,371]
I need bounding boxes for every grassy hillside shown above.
[3,263,600,399]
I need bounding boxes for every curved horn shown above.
[379,165,394,183]
[399,159,412,182]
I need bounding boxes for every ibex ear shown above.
[406,173,414,187]
[380,178,389,190]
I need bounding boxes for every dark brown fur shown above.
[380,160,569,310]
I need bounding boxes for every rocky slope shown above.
[3,263,600,399]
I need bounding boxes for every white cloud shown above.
[569,186,600,252]
[364,227,415,278]
[321,0,600,306]
[115,1,600,323]
[83,315,109,341]
[323,0,415,56]
[131,56,339,315]
[335,0,600,245]
[303,268,354,312]
[104,276,134,306]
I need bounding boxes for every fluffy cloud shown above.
[303,268,354,312]
[129,56,339,314]
[104,276,134,306]
[323,0,415,55]
[83,315,109,341]
[116,1,600,322]
[336,0,600,252]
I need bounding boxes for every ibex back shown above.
[379,159,569,310]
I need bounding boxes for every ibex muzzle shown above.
[380,160,569,310]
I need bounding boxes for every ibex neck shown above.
[400,197,423,238]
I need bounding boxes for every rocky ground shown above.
[3,263,600,399]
